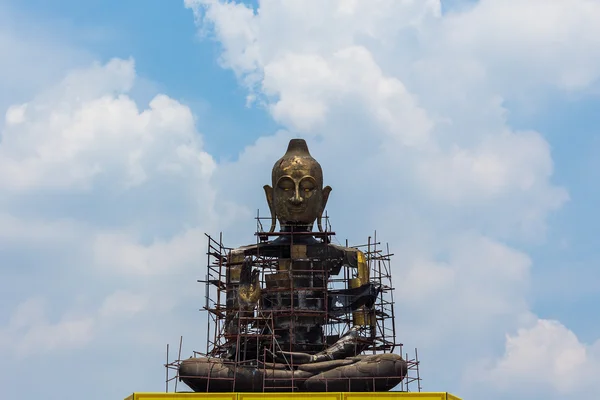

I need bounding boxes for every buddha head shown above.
[264,139,332,232]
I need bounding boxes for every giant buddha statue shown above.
[178,139,408,392]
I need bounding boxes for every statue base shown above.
[124,392,462,400]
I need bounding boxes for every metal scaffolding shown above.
[165,214,422,393]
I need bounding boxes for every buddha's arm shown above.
[279,325,368,363]
[224,250,241,335]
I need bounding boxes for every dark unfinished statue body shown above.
[179,139,407,392]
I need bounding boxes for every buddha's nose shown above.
[289,190,303,206]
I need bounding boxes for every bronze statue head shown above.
[264,139,332,232]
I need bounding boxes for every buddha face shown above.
[274,157,322,225]
[264,139,331,230]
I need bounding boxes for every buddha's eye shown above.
[277,177,294,191]
[299,179,315,192]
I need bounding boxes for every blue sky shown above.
[3,0,275,158]
[2,1,600,399]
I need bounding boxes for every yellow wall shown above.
[125,393,461,400]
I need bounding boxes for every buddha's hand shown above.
[275,350,329,364]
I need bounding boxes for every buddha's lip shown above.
[287,206,306,212]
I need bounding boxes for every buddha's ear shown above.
[263,185,276,233]
[317,185,332,233]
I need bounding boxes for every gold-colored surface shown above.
[351,307,375,326]
[278,259,291,271]
[352,311,366,326]
[228,251,244,264]
[349,250,373,326]
[227,251,244,282]
[347,249,369,287]
[356,250,369,285]
[238,282,261,304]
[238,262,261,306]
[228,266,241,282]
[265,272,291,288]
[291,244,308,260]
[349,278,361,289]
[264,139,331,229]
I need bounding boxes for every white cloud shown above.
[395,233,532,351]
[0,298,95,358]
[0,58,215,193]
[0,0,598,399]
[183,0,599,397]
[0,213,82,244]
[0,4,231,399]
[99,291,149,318]
[186,0,570,240]
[186,1,569,242]
[5,104,26,126]
[261,46,434,146]
[0,57,224,365]
[439,0,600,92]
[480,319,600,395]
[93,228,208,275]
[416,129,553,201]
[1,289,172,358]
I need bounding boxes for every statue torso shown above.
[226,237,360,356]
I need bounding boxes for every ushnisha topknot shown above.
[283,138,311,156]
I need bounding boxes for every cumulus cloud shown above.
[438,0,600,92]
[0,58,214,195]
[1,1,597,399]
[1,288,170,359]
[478,319,600,396]
[183,0,597,397]
[93,228,208,275]
[0,297,95,358]
[400,234,531,334]
[185,0,571,240]
[188,0,569,239]
[99,291,149,318]
[0,57,222,371]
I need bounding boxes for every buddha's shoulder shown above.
[326,243,363,265]
[229,243,259,255]
[327,243,360,254]
[226,240,362,265]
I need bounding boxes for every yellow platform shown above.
[124,393,462,400]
